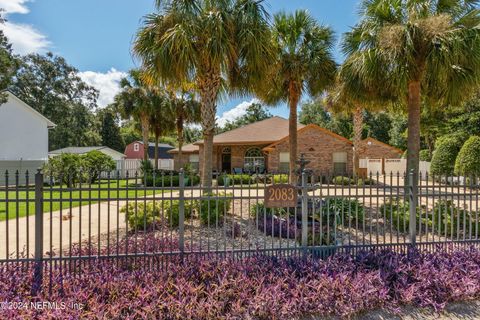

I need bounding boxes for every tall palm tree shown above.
[256,10,336,183]
[134,0,272,189]
[149,91,175,170]
[171,90,201,170]
[114,70,155,162]
[327,56,394,176]
[342,0,480,188]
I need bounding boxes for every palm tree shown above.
[114,70,154,162]
[256,10,336,183]
[327,56,394,176]
[171,89,201,170]
[149,91,175,170]
[134,0,272,189]
[342,0,480,188]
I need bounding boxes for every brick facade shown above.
[265,125,354,174]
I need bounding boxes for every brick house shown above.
[124,141,174,160]
[168,117,402,174]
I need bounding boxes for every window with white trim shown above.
[244,148,265,173]
[134,143,139,152]
[189,154,199,170]
[279,152,289,173]
[333,152,348,174]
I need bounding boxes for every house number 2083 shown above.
[264,184,297,208]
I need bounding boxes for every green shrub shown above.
[121,200,196,231]
[322,198,365,224]
[272,174,289,184]
[196,193,232,225]
[249,202,288,218]
[332,176,354,185]
[42,153,84,187]
[217,174,253,186]
[82,150,116,182]
[163,200,195,227]
[121,202,161,232]
[419,149,432,162]
[144,174,200,187]
[431,134,467,176]
[431,200,479,237]
[357,178,374,186]
[454,136,480,177]
[381,199,478,238]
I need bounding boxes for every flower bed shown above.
[2,244,480,319]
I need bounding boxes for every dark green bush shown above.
[419,149,432,162]
[217,174,254,186]
[144,174,200,187]
[431,134,467,176]
[454,136,480,177]
[196,193,232,225]
[249,202,288,218]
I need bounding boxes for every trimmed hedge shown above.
[455,136,480,177]
[144,174,200,187]
[332,176,354,185]
[431,134,466,176]
[217,174,254,186]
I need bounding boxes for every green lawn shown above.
[0,179,166,221]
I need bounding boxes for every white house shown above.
[48,146,126,161]
[0,91,55,160]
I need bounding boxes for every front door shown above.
[221,153,231,173]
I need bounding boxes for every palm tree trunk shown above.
[154,129,160,171]
[140,115,150,162]
[353,105,363,176]
[198,72,220,191]
[288,81,300,185]
[406,80,421,198]
[177,114,184,170]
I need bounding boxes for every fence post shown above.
[301,170,308,250]
[408,169,417,246]
[31,169,44,295]
[178,169,185,255]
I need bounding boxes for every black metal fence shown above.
[1,169,479,290]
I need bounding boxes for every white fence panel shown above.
[366,159,383,175]
[384,158,406,175]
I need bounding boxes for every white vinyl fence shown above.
[361,158,431,176]
[102,159,175,179]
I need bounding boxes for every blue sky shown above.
[0,0,359,123]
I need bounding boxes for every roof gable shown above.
[2,91,55,128]
[263,124,353,151]
[361,137,403,155]
[49,146,125,158]
[194,117,305,145]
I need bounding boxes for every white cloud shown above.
[2,21,50,54]
[0,0,30,14]
[0,0,51,54]
[216,99,259,127]
[78,68,127,108]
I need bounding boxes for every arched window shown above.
[244,147,265,173]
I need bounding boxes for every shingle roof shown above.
[48,146,125,158]
[195,116,305,145]
[168,143,199,154]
